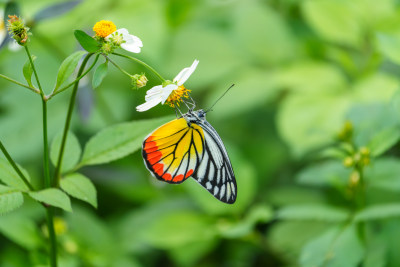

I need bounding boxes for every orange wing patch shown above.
[142,118,205,184]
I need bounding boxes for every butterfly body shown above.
[142,109,237,204]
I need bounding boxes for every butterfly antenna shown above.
[204,84,235,113]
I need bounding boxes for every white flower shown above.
[136,59,199,112]
[0,10,6,45]
[106,28,143,53]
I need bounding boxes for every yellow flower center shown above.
[0,20,4,31]
[166,85,191,107]
[93,20,116,38]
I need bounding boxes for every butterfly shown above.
[141,108,237,204]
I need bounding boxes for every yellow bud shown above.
[64,239,78,254]
[343,157,354,168]
[359,147,370,156]
[53,217,68,236]
[350,171,360,186]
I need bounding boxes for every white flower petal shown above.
[173,59,199,86]
[106,28,143,53]
[136,96,163,112]
[160,84,178,104]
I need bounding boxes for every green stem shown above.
[46,207,57,267]
[0,74,40,94]
[0,140,34,191]
[24,45,57,267]
[53,53,94,187]
[47,54,100,100]
[112,52,166,82]
[106,56,132,78]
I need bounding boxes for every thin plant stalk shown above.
[24,46,58,267]
[53,53,94,186]
[0,140,34,191]
[0,74,40,94]
[112,52,166,82]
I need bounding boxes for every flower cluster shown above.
[7,15,30,45]
[92,20,199,112]
[93,20,142,55]
[136,60,199,111]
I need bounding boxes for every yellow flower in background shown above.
[0,10,6,45]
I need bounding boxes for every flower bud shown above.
[349,170,360,186]
[7,15,30,45]
[359,147,370,157]
[131,74,148,89]
[101,42,114,54]
[337,120,353,142]
[343,156,354,168]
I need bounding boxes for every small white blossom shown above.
[136,59,199,112]
[106,28,143,53]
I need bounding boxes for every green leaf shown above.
[60,173,97,208]
[367,126,400,157]
[92,61,108,89]
[302,0,363,47]
[142,211,216,249]
[300,224,364,267]
[80,116,174,166]
[0,158,31,191]
[218,204,273,238]
[29,189,72,212]
[366,158,400,191]
[0,185,23,215]
[0,213,42,250]
[74,30,100,53]
[296,160,351,187]
[54,50,86,90]
[277,204,350,222]
[354,203,400,221]
[50,131,81,173]
[22,55,36,87]
[376,33,400,65]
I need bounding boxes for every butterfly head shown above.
[184,109,206,124]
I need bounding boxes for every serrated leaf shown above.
[22,55,36,87]
[54,50,86,90]
[277,204,350,222]
[29,189,72,212]
[300,225,364,267]
[92,61,108,89]
[74,30,100,53]
[0,158,31,191]
[354,204,400,222]
[0,185,23,215]
[50,131,81,173]
[33,0,81,22]
[80,116,174,166]
[61,173,97,208]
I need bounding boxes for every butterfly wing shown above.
[192,120,237,204]
[142,118,205,183]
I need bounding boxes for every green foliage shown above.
[92,60,108,89]
[22,55,36,87]
[29,189,72,212]
[74,30,100,53]
[0,158,31,191]
[79,116,173,166]
[54,50,87,90]
[0,185,23,214]
[50,131,81,173]
[60,173,97,208]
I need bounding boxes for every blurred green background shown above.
[2,0,400,266]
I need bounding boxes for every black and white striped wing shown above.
[192,120,237,204]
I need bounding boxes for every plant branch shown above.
[24,45,57,267]
[0,140,34,191]
[0,74,40,94]
[112,52,166,82]
[47,53,100,100]
[53,53,94,187]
